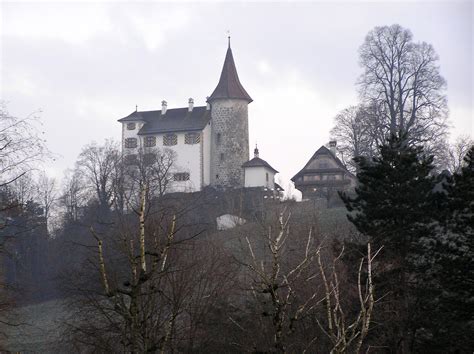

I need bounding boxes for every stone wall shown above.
[210,99,249,188]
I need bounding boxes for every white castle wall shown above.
[121,122,203,193]
[244,166,275,189]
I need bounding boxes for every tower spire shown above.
[208,40,253,103]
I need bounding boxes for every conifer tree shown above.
[422,145,474,351]
[340,134,438,353]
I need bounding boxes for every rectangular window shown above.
[125,138,137,148]
[216,133,221,144]
[185,132,200,145]
[143,153,155,166]
[220,153,224,161]
[163,134,177,146]
[144,136,156,147]
[127,122,136,130]
[124,154,138,165]
[173,172,190,181]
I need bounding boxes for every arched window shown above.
[127,122,136,130]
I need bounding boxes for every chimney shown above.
[161,100,167,115]
[206,96,210,110]
[254,144,259,158]
[188,98,194,112]
[329,140,337,155]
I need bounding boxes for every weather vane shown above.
[226,30,231,47]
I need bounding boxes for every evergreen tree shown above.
[421,145,474,352]
[340,134,438,353]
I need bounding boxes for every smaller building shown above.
[291,141,356,202]
[242,146,282,193]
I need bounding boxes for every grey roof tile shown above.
[118,106,211,134]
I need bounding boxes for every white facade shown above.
[244,166,276,189]
[121,121,212,193]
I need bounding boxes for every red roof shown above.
[208,45,253,103]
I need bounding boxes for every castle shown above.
[118,40,279,193]
[118,40,354,201]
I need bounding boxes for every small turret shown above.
[254,144,259,158]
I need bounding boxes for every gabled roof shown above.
[291,146,355,181]
[118,106,211,134]
[242,157,278,174]
[208,45,253,103]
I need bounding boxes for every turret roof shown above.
[208,44,253,103]
[242,157,278,173]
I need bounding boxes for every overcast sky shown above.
[1,0,472,191]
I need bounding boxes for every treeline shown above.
[2,130,472,353]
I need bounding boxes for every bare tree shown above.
[243,209,321,352]
[357,24,448,156]
[121,147,176,210]
[75,139,120,211]
[317,243,381,353]
[0,103,49,348]
[444,135,474,173]
[35,172,58,233]
[240,208,378,353]
[330,106,376,172]
[0,102,48,189]
[59,169,86,223]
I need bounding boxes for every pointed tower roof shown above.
[208,40,253,103]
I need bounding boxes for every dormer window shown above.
[163,134,177,146]
[144,136,156,147]
[185,132,200,145]
[127,123,136,130]
[125,138,137,148]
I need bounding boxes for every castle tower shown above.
[208,40,252,188]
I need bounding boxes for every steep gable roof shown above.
[118,106,211,134]
[291,146,355,181]
[208,45,253,103]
